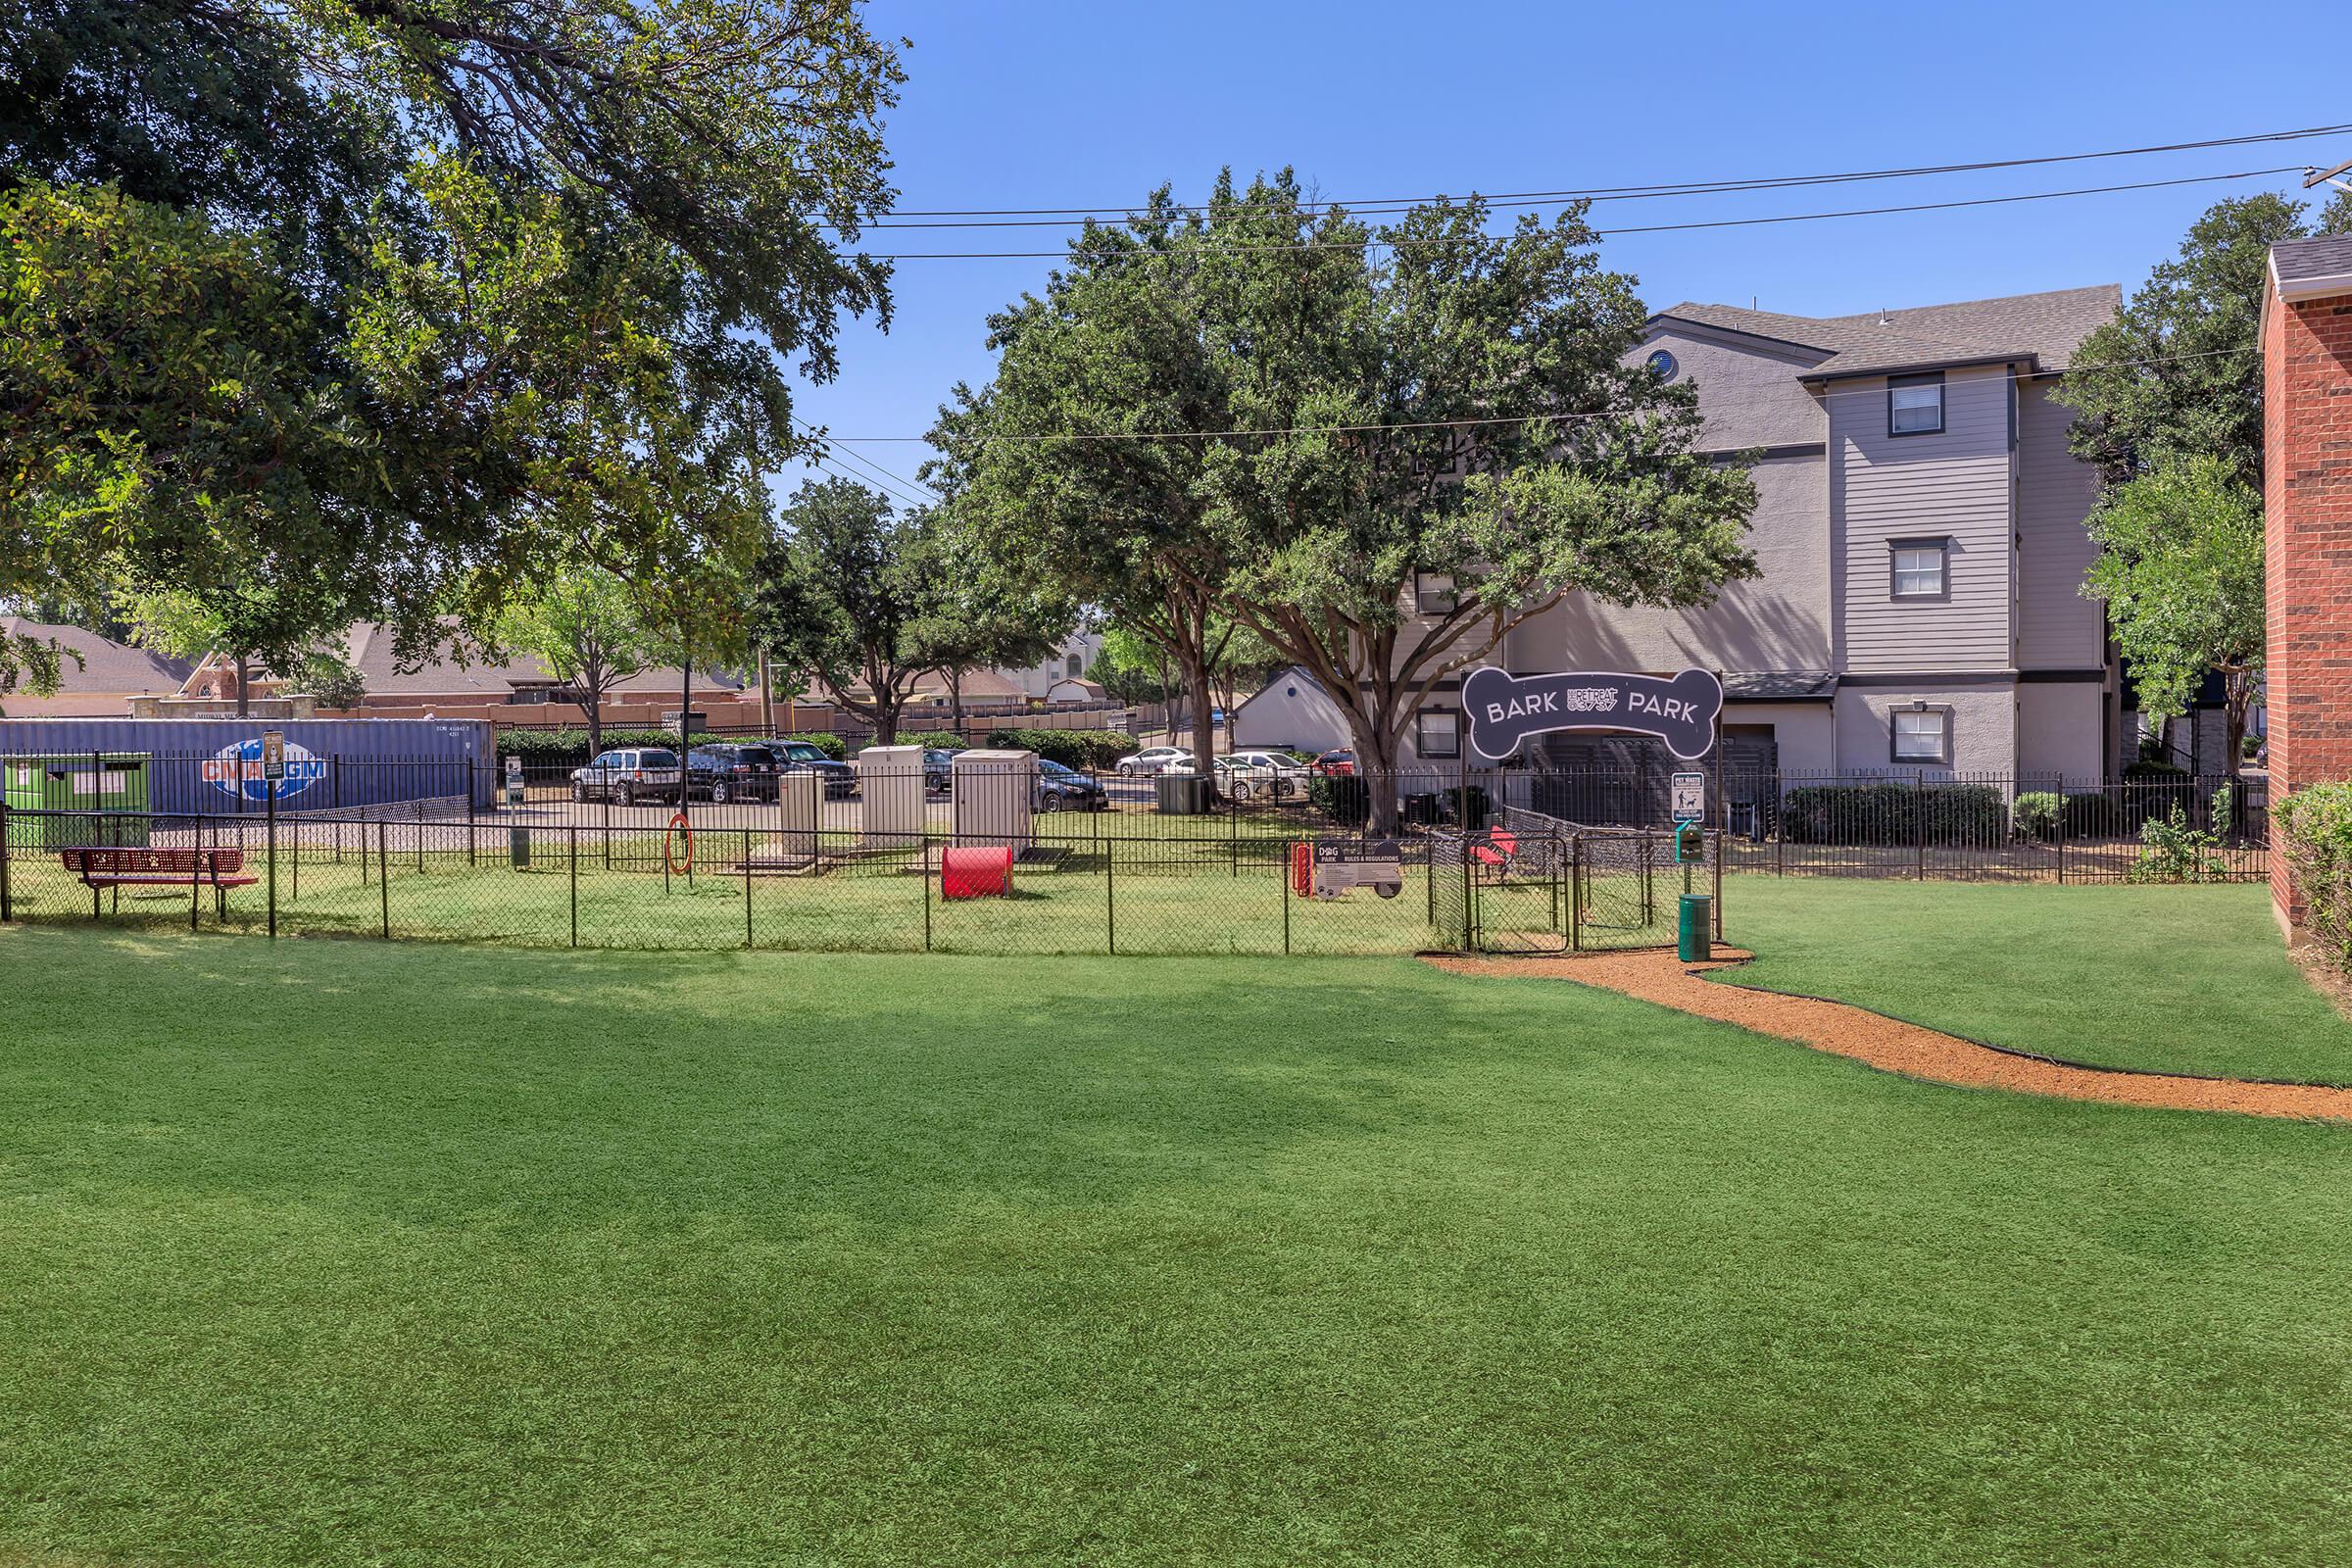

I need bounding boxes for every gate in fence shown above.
[1431,811,1721,955]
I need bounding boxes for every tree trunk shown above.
[1180,648,1218,797]
[949,668,965,737]
[1357,719,1405,838]
[233,652,251,718]
[758,645,775,737]
[585,687,605,760]
[875,696,900,747]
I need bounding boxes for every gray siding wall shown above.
[1832,363,2016,673]
[1507,453,1830,674]
[2013,380,2105,668]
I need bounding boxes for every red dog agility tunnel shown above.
[940,845,1014,900]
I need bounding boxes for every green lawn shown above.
[1724,877,2352,1085]
[4,925,2351,1566]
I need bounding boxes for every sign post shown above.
[507,755,529,869]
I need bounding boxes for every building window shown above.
[1889,538,1948,599]
[1417,708,1461,760]
[1065,654,1082,677]
[1888,371,1944,436]
[1414,572,1457,614]
[1890,707,1950,764]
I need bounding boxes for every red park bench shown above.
[61,846,257,917]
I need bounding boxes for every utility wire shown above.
[846,166,2308,260]
[847,122,2352,224]
[791,414,941,504]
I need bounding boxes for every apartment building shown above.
[1397,284,2123,784]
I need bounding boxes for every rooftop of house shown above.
[1,616,192,694]
[1653,283,2122,380]
[187,621,745,699]
[2272,233,2352,289]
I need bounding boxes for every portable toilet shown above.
[3,753,152,847]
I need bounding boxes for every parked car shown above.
[766,739,858,799]
[1313,749,1356,777]
[1116,746,1195,778]
[922,748,960,793]
[1228,751,1312,794]
[569,747,682,806]
[1036,758,1108,812]
[686,743,782,804]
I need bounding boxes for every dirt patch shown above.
[1427,949,2352,1123]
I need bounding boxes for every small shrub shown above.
[2131,783,2235,883]
[2013,792,2063,843]
[777,732,846,760]
[1310,775,1370,826]
[2281,784,2352,971]
[899,731,965,753]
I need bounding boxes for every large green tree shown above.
[944,172,1759,829]
[2082,455,2265,766]
[755,478,956,746]
[1,0,901,692]
[492,565,662,757]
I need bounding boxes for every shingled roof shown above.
[2273,234,2352,290]
[1655,284,2120,380]
[0,616,191,695]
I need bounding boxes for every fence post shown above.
[466,760,476,867]
[266,782,277,939]
[190,815,202,931]
[923,834,933,953]
[569,823,579,948]
[1282,841,1292,956]
[1915,776,1927,881]
[1712,830,1723,940]
[1460,824,1475,954]
[2056,782,2068,884]
[1105,829,1115,955]
[0,794,10,923]
[1570,835,1583,952]
[378,817,390,940]
[743,827,753,949]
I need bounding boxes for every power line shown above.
[791,415,941,504]
[848,122,2352,225]
[808,342,2246,446]
[846,166,2308,261]
[800,446,933,510]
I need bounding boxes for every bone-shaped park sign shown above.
[1460,665,1724,762]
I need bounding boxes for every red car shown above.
[1313,749,1356,777]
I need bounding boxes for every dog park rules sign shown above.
[1461,666,1725,762]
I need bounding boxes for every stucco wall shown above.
[1834,682,2016,775]
[1636,323,1828,450]
[2016,680,2108,785]
[1231,672,1352,753]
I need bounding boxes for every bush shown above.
[2132,783,2237,883]
[1309,775,1370,826]
[2278,784,2352,970]
[779,731,847,760]
[986,728,1137,769]
[898,731,965,753]
[2013,791,2063,843]
[1779,782,2007,846]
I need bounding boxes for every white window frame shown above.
[1890,707,1951,765]
[1889,537,1949,600]
[1888,372,1945,436]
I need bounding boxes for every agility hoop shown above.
[664,811,695,876]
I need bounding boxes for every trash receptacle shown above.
[1155,771,1212,815]
[1678,894,1713,962]
[4,754,151,848]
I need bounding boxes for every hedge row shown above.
[1779,783,2008,846]
[985,728,1138,769]
[2278,784,2352,971]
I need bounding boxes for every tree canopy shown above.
[1,0,903,690]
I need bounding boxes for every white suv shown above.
[1225,751,1310,800]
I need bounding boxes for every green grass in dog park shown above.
[1724,877,2352,1086]
[1,926,2348,1566]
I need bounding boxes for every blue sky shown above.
[783,0,2352,499]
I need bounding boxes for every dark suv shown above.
[686,743,782,804]
[767,739,857,798]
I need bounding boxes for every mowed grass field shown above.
[1725,878,2352,1085]
[4,922,2351,1566]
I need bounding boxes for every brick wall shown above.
[2266,278,2352,933]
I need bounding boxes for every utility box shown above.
[856,744,926,850]
[776,767,822,864]
[952,749,1036,849]
[3,754,151,847]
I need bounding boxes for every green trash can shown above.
[1678,893,1713,962]
[3,754,152,848]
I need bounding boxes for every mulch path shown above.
[1426,949,2352,1123]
